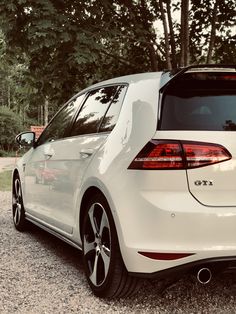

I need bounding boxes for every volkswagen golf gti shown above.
[13,65,236,298]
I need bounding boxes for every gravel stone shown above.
[1,191,236,313]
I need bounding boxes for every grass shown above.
[0,150,25,157]
[0,171,12,191]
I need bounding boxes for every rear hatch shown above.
[157,66,236,207]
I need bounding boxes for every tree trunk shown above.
[159,0,172,70]
[140,0,159,71]
[166,0,177,68]
[8,84,11,108]
[147,43,159,71]
[40,105,44,125]
[44,98,49,126]
[206,0,219,64]
[180,0,190,67]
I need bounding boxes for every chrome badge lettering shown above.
[194,180,213,186]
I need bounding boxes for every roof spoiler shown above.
[160,64,236,91]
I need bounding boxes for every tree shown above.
[159,0,172,69]
[190,0,236,64]
[0,106,24,152]
[0,1,159,101]
[166,0,177,68]
[180,0,190,66]
[0,0,235,129]
[206,0,219,63]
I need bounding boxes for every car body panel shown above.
[24,133,108,234]
[13,68,236,277]
[153,130,236,206]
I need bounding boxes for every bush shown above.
[0,106,24,152]
[0,149,9,157]
[0,171,12,191]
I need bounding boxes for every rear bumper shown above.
[129,256,236,279]
[110,172,236,274]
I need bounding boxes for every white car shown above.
[13,65,236,298]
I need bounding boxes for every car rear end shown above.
[113,66,236,280]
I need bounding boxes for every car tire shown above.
[12,174,27,231]
[82,192,141,298]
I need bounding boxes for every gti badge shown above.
[194,180,213,186]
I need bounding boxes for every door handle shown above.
[44,149,54,159]
[44,152,53,157]
[79,149,94,159]
[44,145,54,159]
[44,152,53,159]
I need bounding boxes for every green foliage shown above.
[0,0,159,106]
[0,0,235,134]
[0,170,12,191]
[0,149,9,157]
[190,0,236,63]
[0,106,24,151]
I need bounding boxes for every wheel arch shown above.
[79,186,108,239]
[12,168,19,188]
[79,185,140,298]
[78,178,126,269]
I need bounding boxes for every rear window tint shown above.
[99,85,127,132]
[160,72,236,131]
[71,86,118,136]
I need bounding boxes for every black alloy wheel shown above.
[12,175,27,231]
[82,193,140,298]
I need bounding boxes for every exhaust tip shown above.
[197,267,212,284]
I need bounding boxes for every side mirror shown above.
[15,132,36,147]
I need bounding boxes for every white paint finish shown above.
[24,134,107,234]
[13,70,236,276]
[154,130,236,206]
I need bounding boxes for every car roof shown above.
[79,72,163,94]
[75,65,236,98]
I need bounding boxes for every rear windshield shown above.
[160,72,236,131]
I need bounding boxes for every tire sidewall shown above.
[12,175,26,231]
[82,193,123,297]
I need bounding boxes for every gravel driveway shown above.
[1,191,236,313]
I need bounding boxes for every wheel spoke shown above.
[83,236,96,255]
[18,184,22,199]
[99,212,109,236]
[13,178,23,226]
[102,245,110,257]
[12,194,17,205]
[12,177,26,230]
[88,205,99,236]
[14,179,22,201]
[14,207,19,224]
[84,201,112,287]
[101,248,110,278]
[15,180,19,199]
[89,253,99,285]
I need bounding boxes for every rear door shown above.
[24,95,84,228]
[42,84,127,233]
[158,69,236,207]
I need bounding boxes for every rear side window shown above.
[99,85,127,132]
[160,72,236,131]
[71,85,122,136]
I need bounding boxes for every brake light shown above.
[222,75,236,80]
[183,143,231,168]
[128,140,231,170]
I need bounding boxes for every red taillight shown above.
[128,140,231,170]
[128,141,183,170]
[222,75,236,80]
[183,143,231,168]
